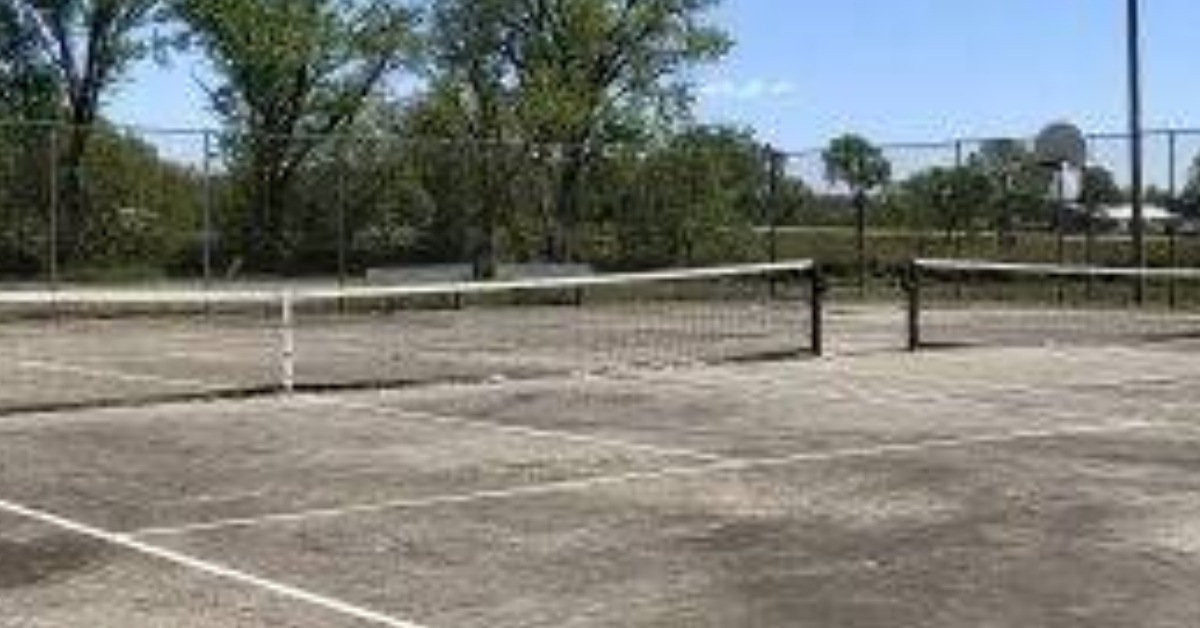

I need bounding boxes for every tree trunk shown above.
[550,145,587,264]
[472,145,499,281]
[241,134,297,274]
[54,123,93,264]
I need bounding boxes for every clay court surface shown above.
[3,307,1200,627]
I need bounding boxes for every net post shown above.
[904,261,922,351]
[808,264,826,357]
[280,290,296,394]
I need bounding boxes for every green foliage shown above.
[178,0,417,271]
[822,134,891,196]
[1180,153,1200,218]
[0,121,203,278]
[426,0,732,263]
[897,165,994,238]
[0,122,51,276]
[612,125,764,268]
[6,0,168,261]
[968,138,1054,226]
[0,2,58,117]
[506,0,731,144]
[1079,165,1123,207]
[179,0,415,138]
[13,0,165,124]
[75,125,201,269]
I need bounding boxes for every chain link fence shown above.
[773,129,1200,295]
[2,120,1199,290]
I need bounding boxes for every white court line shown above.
[300,394,729,464]
[0,498,431,628]
[15,359,218,389]
[133,419,1166,538]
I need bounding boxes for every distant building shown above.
[1096,204,1178,233]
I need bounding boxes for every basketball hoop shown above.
[1035,122,1087,169]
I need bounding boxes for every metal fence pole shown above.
[766,146,782,264]
[336,138,348,290]
[953,141,965,300]
[47,124,60,291]
[1056,165,1067,304]
[1168,226,1179,308]
[202,130,214,291]
[1128,0,1147,304]
[1168,130,1178,202]
[855,192,866,297]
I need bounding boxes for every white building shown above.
[1097,204,1178,233]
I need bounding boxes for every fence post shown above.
[1085,207,1097,301]
[1168,225,1179,309]
[202,130,214,291]
[1168,130,1178,201]
[953,140,965,300]
[47,123,60,291]
[855,191,866,298]
[336,137,348,291]
[1056,165,1067,304]
[766,145,782,265]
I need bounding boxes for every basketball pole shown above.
[1127,0,1146,303]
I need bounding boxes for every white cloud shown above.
[700,78,799,101]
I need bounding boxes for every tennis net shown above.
[0,261,823,415]
[905,258,1200,350]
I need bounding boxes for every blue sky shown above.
[110,0,1199,153]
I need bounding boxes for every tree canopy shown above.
[0,1,58,117]
[4,0,168,259]
[4,0,1189,283]
[822,134,891,198]
[177,0,417,268]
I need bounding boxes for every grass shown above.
[767,227,1200,270]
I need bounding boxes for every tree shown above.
[0,1,58,117]
[900,166,993,241]
[1179,154,1200,219]
[1079,165,1123,208]
[426,0,520,277]
[969,138,1054,242]
[1,2,57,272]
[11,0,166,260]
[500,0,731,262]
[614,125,765,267]
[178,0,416,271]
[822,133,890,290]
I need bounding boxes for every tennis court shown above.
[3,266,1200,627]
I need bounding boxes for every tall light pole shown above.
[1127,0,1146,302]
